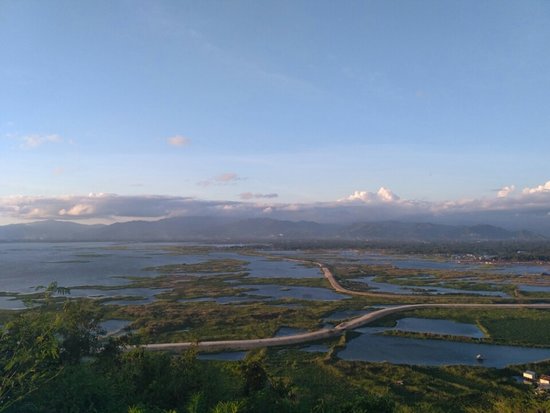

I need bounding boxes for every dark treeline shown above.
[259,240,550,262]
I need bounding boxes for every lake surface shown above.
[0,243,324,309]
[0,242,203,294]
[339,327,550,367]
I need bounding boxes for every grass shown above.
[374,307,550,347]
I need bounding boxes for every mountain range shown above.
[0,217,545,242]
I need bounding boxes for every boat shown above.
[476,354,484,362]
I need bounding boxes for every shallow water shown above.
[394,318,484,338]
[354,276,509,297]
[0,295,27,310]
[518,284,550,293]
[0,243,324,309]
[0,242,207,294]
[339,327,550,367]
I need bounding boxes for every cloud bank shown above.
[1,180,550,233]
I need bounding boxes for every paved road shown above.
[142,261,550,352]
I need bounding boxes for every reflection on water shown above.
[339,327,550,367]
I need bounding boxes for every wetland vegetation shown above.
[2,242,550,412]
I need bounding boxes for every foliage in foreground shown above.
[2,291,550,412]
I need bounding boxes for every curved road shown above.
[142,261,550,352]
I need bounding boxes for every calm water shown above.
[394,318,484,338]
[0,243,323,309]
[354,276,509,297]
[0,295,26,310]
[518,284,550,293]
[339,327,550,367]
[0,242,203,294]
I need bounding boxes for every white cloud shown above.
[167,135,190,147]
[20,134,63,149]
[497,185,515,198]
[523,180,550,194]
[343,187,400,203]
[59,204,95,217]
[345,190,373,202]
[377,187,400,202]
[1,179,550,232]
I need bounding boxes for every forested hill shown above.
[0,218,545,242]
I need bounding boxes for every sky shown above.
[1,1,549,226]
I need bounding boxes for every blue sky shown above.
[1,1,549,224]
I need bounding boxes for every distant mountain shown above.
[0,217,545,242]
[0,220,104,241]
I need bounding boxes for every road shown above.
[142,261,550,352]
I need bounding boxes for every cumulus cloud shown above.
[1,179,550,234]
[343,187,400,203]
[239,192,278,200]
[167,135,190,147]
[59,204,96,217]
[20,134,63,149]
[523,180,550,194]
[497,185,515,198]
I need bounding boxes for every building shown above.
[523,370,537,380]
[539,375,550,386]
